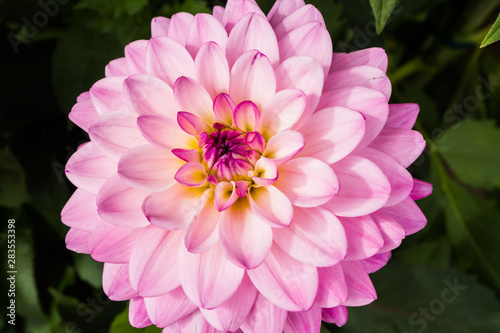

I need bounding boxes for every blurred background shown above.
[1,0,500,332]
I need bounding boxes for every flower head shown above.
[62,0,432,331]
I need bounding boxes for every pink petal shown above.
[118,144,181,192]
[69,93,99,132]
[143,183,206,230]
[247,243,318,311]
[241,293,287,333]
[249,157,278,186]
[146,36,195,87]
[174,76,214,122]
[273,4,325,40]
[102,263,138,301]
[200,274,258,332]
[184,190,220,253]
[137,114,197,149]
[316,264,348,307]
[233,101,260,132]
[129,298,153,328]
[89,111,148,160]
[249,185,292,227]
[61,189,100,232]
[362,251,392,273]
[245,131,265,152]
[322,306,348,327]
[65,228,91,254]
[371,211,406,252]
[177,310,221,333]
[89,220,138,263]
[275,56,324,129]
[299,106,366,164]
[65,142,116,194]
[341,261,377,306]
[274,157,339,207]
[213,93,235,126]
[229,50,276,110]
[172,148,202,163]
[167,12,194,46]
[318,86,389,150]
[273,207,347,267]
[89,76,130,114]
[179,242,245,308]
[96,174,150,228]
[267,0,306,27]
[284,306,322,333]
[222,0,266,32]
[368,127,426,168]
[219,197,273,269]
[105,58,128,77]
[330,47,388,73]
[175,162,207,187]
[385,103,419,129]
[125,40,148,74]
[213,6,224,22]
[186,13,228,58]
[379,196,427,235]
[326,155,391,217]
[151,16,170,37]
[177,111,211,136]
[262,130,304,165]
[324,66,391,99]
[226,13,279,67]
[357,148,413,207]
[260,89,306,136]
[129,227,182,297]
[124,73,178,118]
[214,181,238,211]
[278,21,332,77]
[195,42,230,99]
[410,178,433,200]
[339,215,384,261]
[144,286,197,327]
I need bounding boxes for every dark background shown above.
[1,0,500,332]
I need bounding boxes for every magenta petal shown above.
[273,207,347,267]
[386,103,420,129]
[226,13,279,67]
[96,174,150,228]
[326,155,391,217]
[339,215,384,261]
[146,36,195,87]
[371,211,406,252]
[213,93,236,126]
[129,227,182,297]
[362,251,392,273]
[330,47,388,73]
[379,197,427,235]
[247,243,318,311]
[233,101,260,132]
[245,131,265,152]
[284,306,322,333]
[174,162,207,187]
[177,111,211,136]
[195,42,230,99]
[144,286,197,327]
[214,181,238,212]
[89,220,138,263]
[174,77,214,123]
[89,111,148,160]
[178,242,245,308]
[369,126,426,168]
[102,263,138,301]
[274,157,339,207]
[61,189,100,232]
[118,144,180,192]
[185,13,228,58]
[410,178,433,200]
[151,16,170,37]
[322,306,348,327]
[200,274,258,332]
[241,293,287,333]
[125,40,148,75]
[65,228,91,254]
[65,142,116,194]
[341,261,377,306]
[219,197,273,269]
[167,12,194,46]
[316,264,348,307]
[129,298,153,328]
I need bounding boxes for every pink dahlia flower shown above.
[62,0,432,331]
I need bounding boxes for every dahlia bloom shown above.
[62,0,432,331]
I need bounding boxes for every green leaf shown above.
[74,254,103,289]
[340,264,500,333]
[0,148,29,208]
[436,119,500,189]
[368,0,397,34]
[110,306,162,333]
[481,12,500,48]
